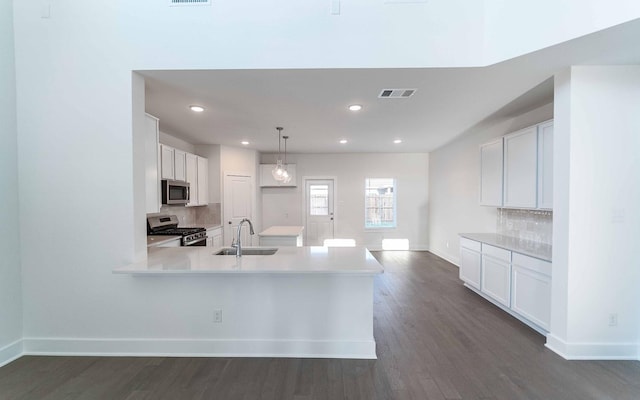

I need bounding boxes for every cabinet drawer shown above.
[512,253,551,276]
[482,243,511,262]
[460,237,481,252]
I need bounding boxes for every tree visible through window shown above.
[365,178,396,228]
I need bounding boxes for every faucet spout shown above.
[233,218,255,257]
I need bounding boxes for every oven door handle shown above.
[185,237,207,246]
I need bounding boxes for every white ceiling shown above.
[142,19,640,154]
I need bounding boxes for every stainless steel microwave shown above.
[161,180,190,205]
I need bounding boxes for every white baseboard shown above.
[22,337,377,359]
[545,334,640,360]
[0,339,23,368]
[428,247,459,266]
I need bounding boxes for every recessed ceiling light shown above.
[241,141,249,145]
[189,105,205,112]
[394,139,402,144]
[339,139,348,144]
[348,104,362,112]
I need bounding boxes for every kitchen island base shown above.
[108,246,382,359]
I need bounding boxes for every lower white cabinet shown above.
[511,253,552,330]
[157,238,181,247]
[207,227,223,248]
[459,237,551,333]
[481,253,512,307]
[459,239,481,289]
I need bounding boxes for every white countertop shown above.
[115,245,384,275]
[258,226,304,237]
[459,233,552,262]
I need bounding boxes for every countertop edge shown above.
[459,233,552,262]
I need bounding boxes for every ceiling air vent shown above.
[378,89,417,99]
[169,0,211,6]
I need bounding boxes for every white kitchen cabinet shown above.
[511,253,551,330]
[144,114,160,214]
[207,227,223,248]
[259,164,297,187]
[160,144,175,180]
[459,239,482,290]
[537,120,554,210]
[156,238,181,247]
[481,244,512,307]
[503,126,538,208]
[459,235,552,334]
[197,156,209,205]
[185,153,198,206]
[479,139,503,206]
[174,149,186,182]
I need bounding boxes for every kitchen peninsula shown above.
[114,246,383,359]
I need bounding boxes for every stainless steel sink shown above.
[214,247,279,256]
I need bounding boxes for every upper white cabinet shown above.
[259,164,297,187]
[197,156,209,205]
[185,153,198,206]
[503,126,538,208]
[480,120,554,210]
[160,144,175,180]
[537,121,554,210]
[479,139,503,206]
[144,114,160,214]
[174,149,186,182]
[160,144,208,206]
[185,153,209,207]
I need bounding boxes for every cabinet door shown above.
[174,149,186,182]
[197,156,209,205]
[481,255,511,307]
[160,145,174,180]
[512,265,551,330]
[144,114,160,213]
[479,139,503,206]
[537,121,553,210]
[185,153,198,206]
[460,247,481,289]
[503,127,537,208]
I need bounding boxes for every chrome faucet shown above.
[231,218,254,257]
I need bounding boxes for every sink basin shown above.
[214,247,279,256]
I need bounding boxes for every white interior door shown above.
[223,173,253,246]
[304,179,335,246]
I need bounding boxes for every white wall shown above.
[159,131,196,154]
[547,66,640,359]
[428,103,553,264]
[10,0,640,358]
[0,0,23,366]
[484,0,640,64]
[260,153,429,250]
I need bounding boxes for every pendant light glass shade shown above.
[281,134,292,183]
[272,127,286,181]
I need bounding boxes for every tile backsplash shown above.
[497,209,553,245]
[152,203,222,227]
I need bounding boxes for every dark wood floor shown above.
[1,252,639,400]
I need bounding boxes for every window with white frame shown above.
[365,178,396,228]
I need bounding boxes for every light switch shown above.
[330,0,340,15]
[41,3,51,19]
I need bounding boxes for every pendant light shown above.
[271,127,286,181]
[281,135,292,184]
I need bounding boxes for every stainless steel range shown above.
[147,215,207,246]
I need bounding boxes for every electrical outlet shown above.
[213,309,222,323]
[446,241,450,248]
[608,313,618,327]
